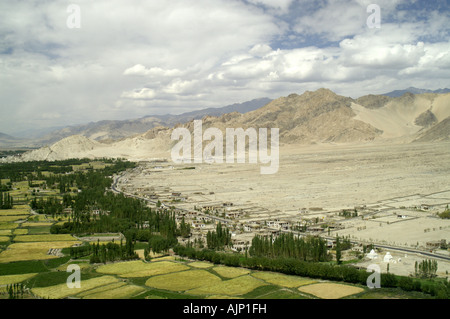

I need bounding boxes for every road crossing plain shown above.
[123,140,450,212]
[120,140,450,276]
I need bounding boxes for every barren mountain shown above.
[19,135,104,161]
[413,116,450,142]
[0,132,32,148]
[351,92,450,140]
[382,87,450,97]
[181,88,382,144]
[245,89,382,143]
[355,94,392,109]
[12,129,173,162]
[32,98,272,146]
[4,88,450,163]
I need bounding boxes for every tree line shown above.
[0,179,11,192]
[249,233,330,262]
[206,222,232,250]
[70,236,139,264]
[0,191,13,209]
[4,283,25,299]
[415,259,438,279]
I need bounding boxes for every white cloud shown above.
[124,65,184,78]
[0,0,449,134]
[121,88,156,100]
[246,0,295,13]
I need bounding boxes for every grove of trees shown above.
[249,233,330,262]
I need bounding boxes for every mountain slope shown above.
[0,132,33,148]
[5,88,450,163]
[33,98,272,146]
[414,116,450,142]
[191,88,382,144]
[351,92,450,139]
[382,87,450,97]
[13,130,173,162]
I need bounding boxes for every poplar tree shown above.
[336,236,342,264]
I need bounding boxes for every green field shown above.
[0,250,441,299]
[96,260,189,278]
[0,241,81,263]
[212,266,251,278]
[13,234,77,242]
[31,276,121,299]
[145,269,222,292]
[0,273,38,285]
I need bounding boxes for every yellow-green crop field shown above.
[205,295,242,299]
[75,282,127,298]
[14,205,32,209]
[135,249,164,259]
[0,215,25,222]
[0,273,38,285]
[0,229,11,235]
[21,222,54,227]
[12,228,28,235]
[0,208,30,216]
[30,180,46,185]
[297,283,365,299]
[37,190,60,196]
[79,284,145,299]
[251,271,317,288]
[188,261,214,269]
[3,254,424,299]
[188,275,266,296]
[31,276,120,299]
[151,255,176,261]
[212,266,250,278]
[56,262,90,271]
[9,191,27,197]
[0,236,10,242]
[27,215,49,222]
[145,269,222,292]
[13,234,76,242]
[0,241,81,263]
[0,222,18,230]
[9,183,28,196]
[97,260,189,278]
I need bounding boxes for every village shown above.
[112,161,450,279]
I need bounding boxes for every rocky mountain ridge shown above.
[3,88,449,163]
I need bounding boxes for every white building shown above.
[383,252,393,263]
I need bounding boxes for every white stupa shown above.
[383,252,393,263]
[367,249,378,260]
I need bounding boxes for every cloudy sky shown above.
[0,0,449,135]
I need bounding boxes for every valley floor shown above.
[117,140,450,278]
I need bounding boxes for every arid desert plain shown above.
[116,140,450,278]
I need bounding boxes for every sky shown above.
[0,0,449,136]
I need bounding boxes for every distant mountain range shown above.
[1,87,450,152]
[24,98,273,147]
[382,87,450,97]
[0,132,24,148]
[3,88,449,163]
[0,132,15,140]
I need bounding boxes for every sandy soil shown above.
[119,140,450,277]
[122,141,450,213]
[355,250,450,278]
